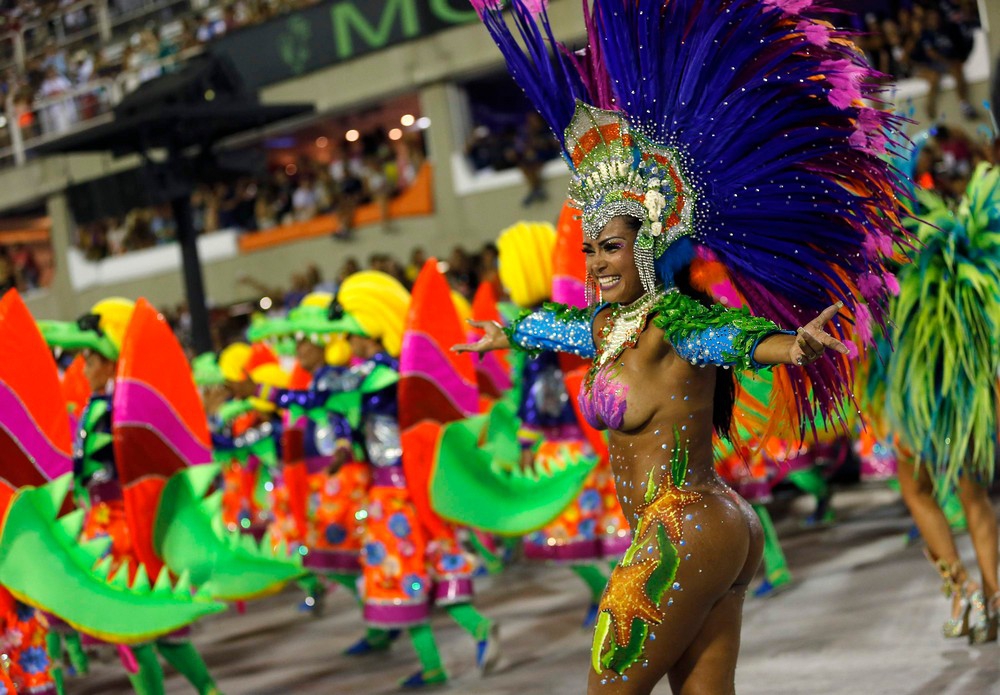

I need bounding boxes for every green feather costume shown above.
[887,163,1000,493]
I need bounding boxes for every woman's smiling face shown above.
[583,215,645,305]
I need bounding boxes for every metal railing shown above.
[0,0,192,73]
[21,0,103,58]
[0,78,118,166]
[0,45,201,168]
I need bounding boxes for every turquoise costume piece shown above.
[502,304,595,358]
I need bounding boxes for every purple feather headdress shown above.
[471,0,910,431]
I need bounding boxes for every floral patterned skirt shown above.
[0,589,57,695]
[361,483,431,628]
[269,462,371,575]
[304,463,370,574]
[525,451,631,562]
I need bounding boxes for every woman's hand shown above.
[788,302,850,366]
[751,302,850,366]
[451,320,510,354]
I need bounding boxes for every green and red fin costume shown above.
[399,259,481,537]
[0,291,72,498]
[113,300,304,601]
[0,290,66,695]
[429,209,611,542]
[0,290,225,645]
[431,368,598,538]
[399,260,482,602]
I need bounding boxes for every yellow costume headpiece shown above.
[497,222,556,308]
[219,343,253,383]
[331,271,411,358]
[87,297,136,358]
[247,362,290,412]
[40,297,137,361]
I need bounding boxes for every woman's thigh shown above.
[587,493,751,694]
[667,588,747,695]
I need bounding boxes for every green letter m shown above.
[331,0,420,60]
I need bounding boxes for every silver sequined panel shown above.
[530,364,571,419]
[364,414,403,468]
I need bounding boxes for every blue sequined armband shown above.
[673,325,793,370]
[504,304,596,359]
[673,324,742,367]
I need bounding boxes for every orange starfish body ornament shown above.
[592,440,702,675]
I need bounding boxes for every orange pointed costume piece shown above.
[399,259,481,605]
[0,290,73,516]
[113,299,212,575]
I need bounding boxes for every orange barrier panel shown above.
[0,228,50,245]
[238,163,435,254]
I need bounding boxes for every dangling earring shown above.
[585,271,603,307]
[634,243,657,294]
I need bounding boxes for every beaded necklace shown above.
[587,288,674,387]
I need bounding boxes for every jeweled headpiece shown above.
[566,103,696,291]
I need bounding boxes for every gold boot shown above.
[929,555,974,639]
[969,591,999,645]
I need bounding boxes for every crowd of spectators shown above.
[0,241,53,292]
[236,241,499,319]
[75,124,427,260]
[465,110,561,207]
[0,0,325,147]
[839,0,982,120]
[914,122,996,200]
[0,0,985,169]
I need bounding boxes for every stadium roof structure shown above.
[35,102,314,158]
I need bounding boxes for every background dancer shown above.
[257,271,499,687]
[887,161,1000,643]
[496,220,614,626]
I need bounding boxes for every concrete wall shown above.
[11,0,997,320]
